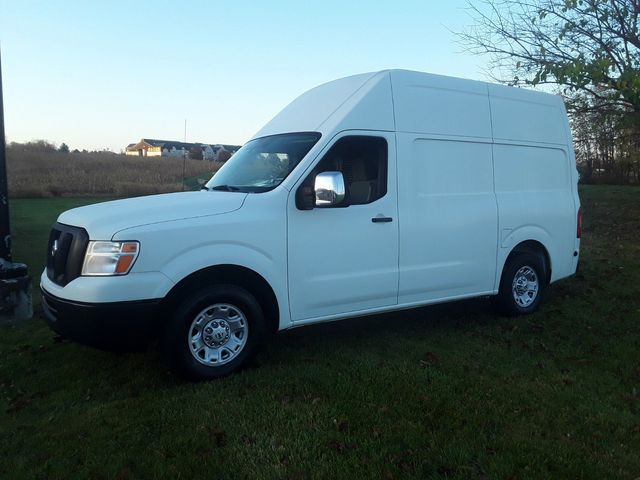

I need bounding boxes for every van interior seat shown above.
[347,156,376,204]
[350,181,373,203]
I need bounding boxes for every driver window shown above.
[314,136,388,205]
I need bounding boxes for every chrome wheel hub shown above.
[188,303,248,366]
[512,266,539,308]
[202,320,230,347]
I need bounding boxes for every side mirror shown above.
[314,171,345,207]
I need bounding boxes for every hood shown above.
[58,191,247,239]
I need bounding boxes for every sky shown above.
[0,0,489,152]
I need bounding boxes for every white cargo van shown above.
[41,70,581,379]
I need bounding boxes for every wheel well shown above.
[162,265,280,334]
[506,240,552,283]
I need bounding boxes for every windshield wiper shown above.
[210,185,241,192]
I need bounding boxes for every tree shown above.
[460,0,640,114]
[571,96,640,183]
[189,146,203,160]
[217,150,232,162]
[7,140,56,153]
[58,142,69,153]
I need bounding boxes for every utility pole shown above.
[182,118,187,191]
[0,49,32,321]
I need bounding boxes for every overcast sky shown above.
[0,0,489,152]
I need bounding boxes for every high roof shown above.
[252,69,567,146]
[252,71,394,139]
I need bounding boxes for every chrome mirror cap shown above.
[314,171,346,207]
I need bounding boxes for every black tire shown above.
[162,285,266,380]
[495,252,547,317]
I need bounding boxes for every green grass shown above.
[1,186,639,479]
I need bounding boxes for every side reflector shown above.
[577,207,582,238]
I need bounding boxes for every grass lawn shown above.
[1,186,639,479]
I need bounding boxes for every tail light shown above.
[577,207,582,238]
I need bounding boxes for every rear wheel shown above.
[495,252,546,316]
[162,285,265,380]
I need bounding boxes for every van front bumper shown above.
[41,288,163,351]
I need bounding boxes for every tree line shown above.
[7,140,115,155]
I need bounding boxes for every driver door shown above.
[287,132,399,322]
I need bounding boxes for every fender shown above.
[159,242,291,328]
[495,224,555,288]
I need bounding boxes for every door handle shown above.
[371,216,393,223]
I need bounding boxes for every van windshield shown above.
[205,132,321,193]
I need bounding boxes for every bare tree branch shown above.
[458,0,640,112]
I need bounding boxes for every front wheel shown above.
[495,253,546,316]
[162,285,266,380]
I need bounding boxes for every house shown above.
[125,138,241,161]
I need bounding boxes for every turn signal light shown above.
[115,255,136,274]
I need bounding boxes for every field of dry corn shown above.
[6,148,220,198]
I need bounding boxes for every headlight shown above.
[81,241,139,276]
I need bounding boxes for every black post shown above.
[0,48,32,320]
[0,51,11,261]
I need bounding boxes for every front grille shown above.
[46,222,89,286]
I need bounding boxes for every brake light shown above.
[577,207,582,238]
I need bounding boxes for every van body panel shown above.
[40,270,173,303]
[111,191,293,329]
[253,72,374,138]
[494,225,555,288]
[58,191,247,240]
[390,70,492,139]
[488,83,567,145]
[316,72,396,134]
[291,289,497,328]
[560,101,582,270]
[253,72,395,139]
[493,143,576,282]
[397,134,499,302]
